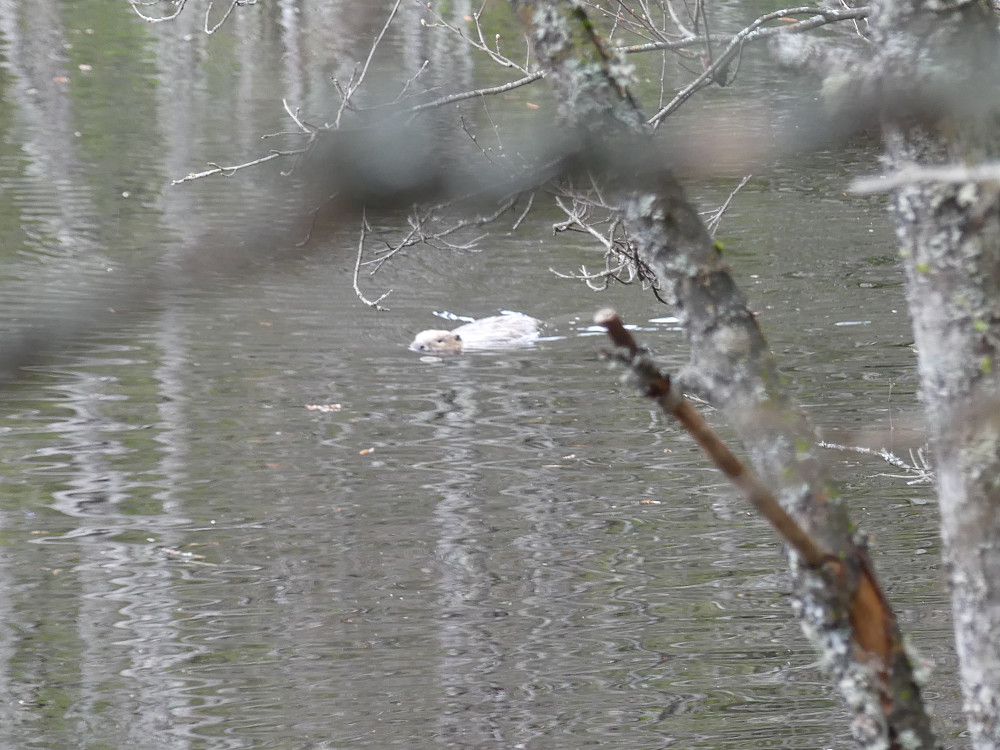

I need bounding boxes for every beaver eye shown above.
[436,337,447,344]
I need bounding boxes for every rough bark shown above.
[866,1,1000,746]
[510,2,938,747]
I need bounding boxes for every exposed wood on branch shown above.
[595,308,932,746]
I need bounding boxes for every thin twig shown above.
[335,0,402,128]
[704,174,752,236]
[387,60,431,106]
[621,6,869,55]
[205,0,244,35]
[647,5,869,125]
[818,441,935,485]
[127,0,187,23]
[353,210,392,311]
[665,0,696,39]
[511,191,535,230]
[409,72,544,115]
[282,98,314,134]
[418,0,529,74]
[171,151,295,185]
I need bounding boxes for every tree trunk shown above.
[510,1,938,747]
[868,1,1000,746]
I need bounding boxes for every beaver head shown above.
[409,329,463,355]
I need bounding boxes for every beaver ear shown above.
[454,334,462,342]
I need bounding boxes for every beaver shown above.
[409,312,542,355]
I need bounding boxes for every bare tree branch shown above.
[170,151,298,185]
[126,0,188,24]
[353,209,393,311]
[819,441,935,485]
[852,162,1000,193]
[703,174,752,237]
[649,6,869,126]
[205,0,250,35]
[334,0,403,128]
[409,72,544,115]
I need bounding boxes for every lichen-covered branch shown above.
[865,0,1000,746]
[510,1,937,747]
[596,309,929,741]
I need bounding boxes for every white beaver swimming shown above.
[409,312,542,355]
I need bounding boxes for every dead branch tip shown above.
[594,308,640,356]
[593,307,618,326]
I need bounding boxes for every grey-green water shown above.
[0,2,958,748]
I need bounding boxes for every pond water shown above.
[0,2,961,749]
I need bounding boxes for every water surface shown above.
[0,2,957,748]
